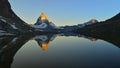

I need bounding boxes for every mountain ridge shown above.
[75,12,120,35]
[0,0,34,35]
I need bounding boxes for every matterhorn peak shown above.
[39,12,48,20]
[33,12,56,29]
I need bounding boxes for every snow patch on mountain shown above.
[84,19,98,25]
[0,19,7,23]
[0,30,6,33]
[10,24,18,29]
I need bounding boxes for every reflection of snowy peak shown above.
[33,34,57,43]
[33,12,56,29]
[33,34,57,51]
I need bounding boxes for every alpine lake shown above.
[0,33,120,68]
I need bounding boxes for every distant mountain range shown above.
[58,19,98,32]
[74,13,120,48]
[75,12,120,35]
[30,11,120,34]
[0,0,120,36]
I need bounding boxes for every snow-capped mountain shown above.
[58,19,98,32]
[33,12,56,30]
[84,19,98,25]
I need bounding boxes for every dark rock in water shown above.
[0,0,34,34]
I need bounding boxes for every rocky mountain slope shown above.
[0,0,34,35]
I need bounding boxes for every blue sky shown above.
[9,0,120,26]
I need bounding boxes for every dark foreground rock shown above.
[0,0,34,35]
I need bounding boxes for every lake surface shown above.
[0,33,120,68]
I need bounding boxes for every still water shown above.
[0,33,120,68]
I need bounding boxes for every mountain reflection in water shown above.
[33,33,98,51]
[0,32,120,68]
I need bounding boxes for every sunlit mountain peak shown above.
[39,12,48,20]
[90,18,98,23]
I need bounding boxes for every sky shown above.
[9,0,120,26]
